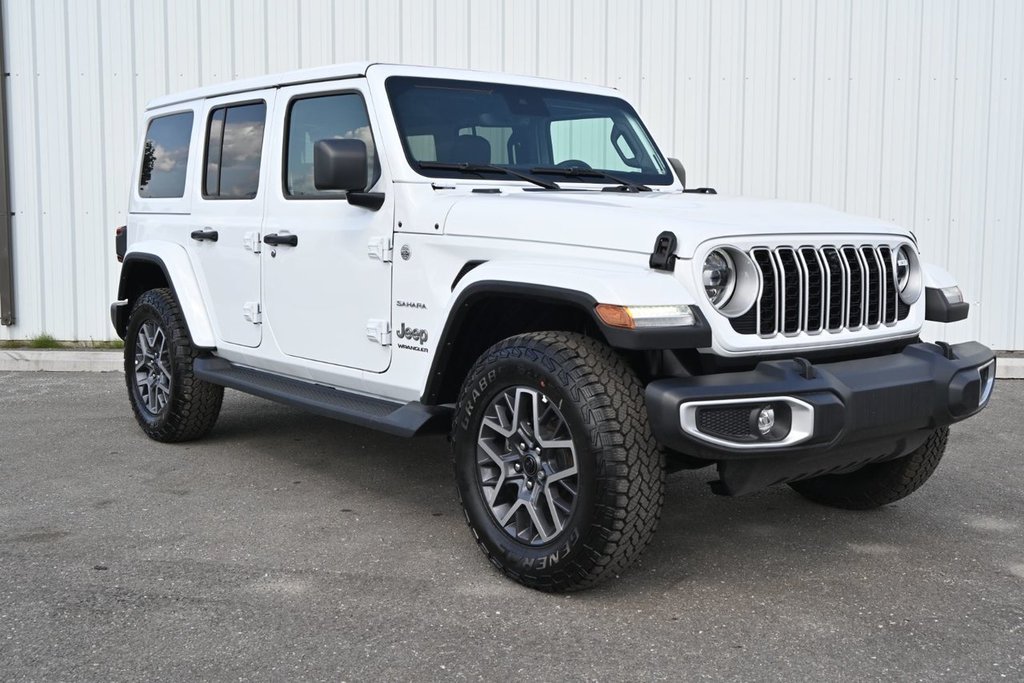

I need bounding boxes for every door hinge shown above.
[367,236,392,263]
[366,318,391,346]
[243,301,262,324]
[244,231,262,254]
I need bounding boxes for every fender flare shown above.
[113,242,217,348]
[422,263,711,404]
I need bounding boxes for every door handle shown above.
[263,233,298,247]
[190,229,219,242]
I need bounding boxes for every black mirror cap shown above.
[314,138,369,192]
[668,158,686,188]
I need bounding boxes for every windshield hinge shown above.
[649,231,678,272]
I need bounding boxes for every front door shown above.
[188,91,276,348]
[262,82,393,372]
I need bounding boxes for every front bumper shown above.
[646,341,995,494]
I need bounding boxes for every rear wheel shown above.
[124,288,223,442]
[452,331,664,592]
[788,428,949,510]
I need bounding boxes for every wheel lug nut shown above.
[514,462,522,472]
[519,442,526,450]
[538,471,546,481]
[526,480,533,489]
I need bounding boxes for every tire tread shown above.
[452,331,665,591]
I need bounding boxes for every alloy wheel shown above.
[476,386,579,545]
[134,320,172,415]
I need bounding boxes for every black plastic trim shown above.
[422,280,712,404]
[110,301,129,338]
[346,191,386,210]
[925,287,970,323]
[194,357,451,437]
[646,340,995,494]
[649,231,677,272]
[450,260,486,291]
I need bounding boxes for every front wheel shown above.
[124,288,224,442]
[788,427,949,510]
[451,332,665,592]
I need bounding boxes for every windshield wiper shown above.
[530,166,651,192]
[417,161,561,190]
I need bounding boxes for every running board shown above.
[193,357,451,437]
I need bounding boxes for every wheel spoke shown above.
[525,502,553,543]
[133,318,173,417]
[545,463,577,484]
[498,500,523,527]
[544,489,564,536]
[476,384,579,547]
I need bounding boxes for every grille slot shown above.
[730,244,911,338]
[696,406,756,441]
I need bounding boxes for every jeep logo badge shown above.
[396,323,428,344]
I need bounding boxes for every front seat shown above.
[443,135,491,164]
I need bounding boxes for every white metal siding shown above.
[2,0,1022,349]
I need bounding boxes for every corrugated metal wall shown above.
[2,0,1022,348]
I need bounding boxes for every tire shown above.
[788,427,949,510]
[451,331,665,592]
[124,288,224,442]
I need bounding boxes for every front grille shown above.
[730,244,910,337]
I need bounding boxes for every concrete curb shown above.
[0,349,1021,378]
[0,350,123,373]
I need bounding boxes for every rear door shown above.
[261,81,393,372]
[187,91,276,348]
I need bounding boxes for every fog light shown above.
[748,402,792,442]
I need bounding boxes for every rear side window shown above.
[284,93,378,197]
[204,102,267,199]
[139,112,194,198]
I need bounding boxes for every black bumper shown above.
[110,301,129,339]
[646,341,996,495]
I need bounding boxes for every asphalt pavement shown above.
[1,372,1022,681]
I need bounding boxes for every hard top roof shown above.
[144,63,621,111]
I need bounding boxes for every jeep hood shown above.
[442,191,910,259]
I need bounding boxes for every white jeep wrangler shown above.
[112,63,996,591]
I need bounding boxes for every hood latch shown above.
[649,231,678,272]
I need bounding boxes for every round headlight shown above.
[702,249,735,307]
[896,246,911,291]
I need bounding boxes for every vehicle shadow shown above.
[198,392,952,597]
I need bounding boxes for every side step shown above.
[193,357,451,437]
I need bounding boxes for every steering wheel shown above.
[554,159,592,169]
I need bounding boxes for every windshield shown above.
[385,77,673,186]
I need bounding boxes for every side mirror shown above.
[314,138,369,192]
[668,158,686,188]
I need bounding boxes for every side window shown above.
[203,102,266,199]
[285,93,378,198]
[139,112,194,198]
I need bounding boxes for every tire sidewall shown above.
[124,295,178,432]
[453,347,605,580]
